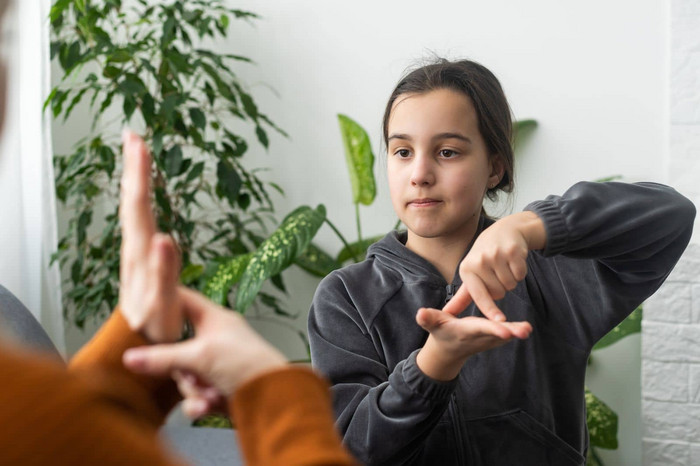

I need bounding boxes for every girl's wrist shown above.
[416,337,466,382]
[511,211,546,251]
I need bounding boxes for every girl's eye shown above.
[395,149,410,158]
[440,149,457,158]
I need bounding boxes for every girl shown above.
[308,59,696,465]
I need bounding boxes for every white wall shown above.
[641,0,700,464]
[53,1,668,463]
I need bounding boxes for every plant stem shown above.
[324,218,360,263]
[355,203,362,243]
[591,447,605,466]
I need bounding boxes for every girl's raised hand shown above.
[443,211,547,321]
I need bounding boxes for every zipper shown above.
[445,284,456,304]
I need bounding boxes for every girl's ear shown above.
[488,155,506,188]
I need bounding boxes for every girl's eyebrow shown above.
[387,133,411,142]
[433,132,472,144]
[387,132,472,143]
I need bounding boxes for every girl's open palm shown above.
[415,306,532,381]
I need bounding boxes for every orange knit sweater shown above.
[0,310,354,465]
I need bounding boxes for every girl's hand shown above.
[416,211,544,381]
[118,130,183,342]
[443,211,546,321]
[416,308,532,381]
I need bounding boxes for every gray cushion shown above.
[160,426,243,466]
[0,284,60,357]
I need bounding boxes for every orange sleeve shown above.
[232,366,357,466]
[69,307,181,423]
[0,309,184,465]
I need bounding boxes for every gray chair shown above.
[0,284,60,357]
[0,283,242,465]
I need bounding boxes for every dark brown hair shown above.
[382,58,514,200]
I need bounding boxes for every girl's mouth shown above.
[408,198,441,207]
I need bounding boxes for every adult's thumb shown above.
[123,342,194,377]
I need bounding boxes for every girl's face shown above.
[387,88,502,245]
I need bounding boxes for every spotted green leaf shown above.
[585,388,618,449]
[295,242,342,277]
[593,306,642,351]
[235,205,326,312]
[338,114,376,206]
[203,253,253,306]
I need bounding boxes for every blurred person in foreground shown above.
[0,1,355,464]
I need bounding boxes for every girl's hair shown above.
[382,58,514,200]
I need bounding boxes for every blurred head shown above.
[0,0,8,134]
[0,0,9,339]
[382,59,514,202]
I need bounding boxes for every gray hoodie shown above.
[308,181,695,465]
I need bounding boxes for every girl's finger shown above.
[463,274,505,321]
[475,268,508,301]
[493,263,518,292]
[508,257,528,283]
[501,321,533,339]
[442,285,472,316]
[458,316,513,340]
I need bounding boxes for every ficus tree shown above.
[47,0,291,326]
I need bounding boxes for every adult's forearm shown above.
[233,366,357,466]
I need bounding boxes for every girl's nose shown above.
[410,154,435,187]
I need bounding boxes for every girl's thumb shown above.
[415,307,444,331]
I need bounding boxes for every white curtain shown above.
[0,0,64,352]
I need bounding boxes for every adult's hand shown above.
[118,130,183,342]
[123,287,287,399]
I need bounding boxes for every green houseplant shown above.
[47,0,293,327]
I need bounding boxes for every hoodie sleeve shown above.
[524,181,696,348]
[308,272,458,465]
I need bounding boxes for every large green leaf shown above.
[337,114,376,206]
[203,253,253,306]
[585,388,618,449]
[235,205,326,312]
[513,119,538,153]
[336,234,384,264]
[593,306,642,351]
[295,242,342,277]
